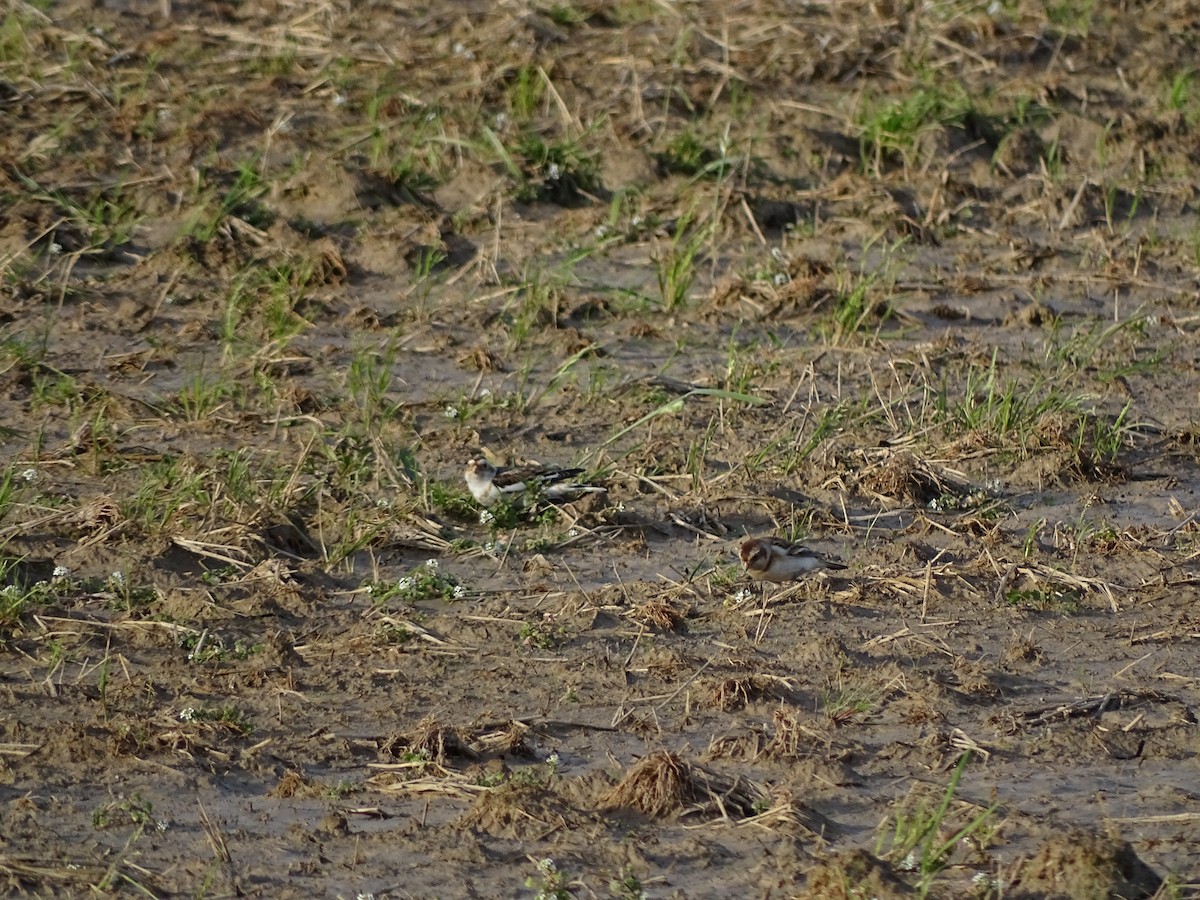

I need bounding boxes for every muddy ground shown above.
[2,0,1200,897]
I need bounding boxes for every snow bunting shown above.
[739,537,847,583]
[464,457,605,507]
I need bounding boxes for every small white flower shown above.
[900,850,919,871]
[567,528,579,537]
[444,405,459,419]
[546,162,561,181]
[50,242,63,255]
[155,819,168,832]
[595,224,610,238]
[630,215,643,227]
[492,112,508,130]
[396,577,414,590]
[479,388,491,397]
[773,272,788,286]
[770,247,784,261]
[452,41,474,60]
[376,498,391,509]
[109,571,125,587]
[452,585,467,599]
[479,508,495,525]
[482,541,496,553]
[52,565,69,579]
[332,93,347,107]
[424,558,438,570]
[179,707,196,722]
[20,468,36,482]
[547,751,560,768]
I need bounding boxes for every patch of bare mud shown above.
[4,0,1200,897]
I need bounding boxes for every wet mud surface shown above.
[2,1,1200,897]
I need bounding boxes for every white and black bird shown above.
[464,457,605,507]
[739,537,847,583]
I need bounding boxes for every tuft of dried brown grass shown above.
[626,596,689,631]
[602,749,767,821]
[380,716,477,765]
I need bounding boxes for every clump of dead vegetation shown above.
[380,716,477,765]
[602,750,768,820]
[1003,830,1162,899]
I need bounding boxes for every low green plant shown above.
[609,865,648,900]
[124,455,209,532]
[519,614,564,650]
[858,80,972,174]
[347,342,398,432]
[831,265,882,334]
[367,559,464,604]
[878,751,998,896]
[92,792,158,830]
[525,857,574,900]
[328,779,362,799]
[655,128,731,178]
[936,350,1076,448]
[484,124,602,205]
[654,210,712,309]
[11,170,141,255]
[1044,0,1097,35]
[104,570,158,613]
[506,64,545,124]
[1165,70,1194,112]
[171,372,237,422]
[186,157,271,242]
[822,684,877,724]
[180,631,262,662]
[179,703,254,735]
[1003,585,1081,613]
[0,560,83,630]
